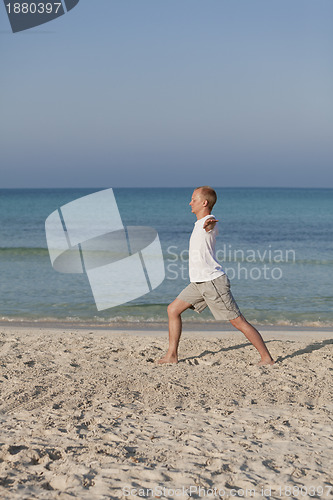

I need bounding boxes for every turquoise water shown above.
[0,188,332,326]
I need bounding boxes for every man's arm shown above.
[203,217,218,232]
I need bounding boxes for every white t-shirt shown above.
[189,214,225,282]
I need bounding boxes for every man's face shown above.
[189,189,205,214]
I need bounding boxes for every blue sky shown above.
[1,0,333,188]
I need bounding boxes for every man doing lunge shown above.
[158,186,274,366]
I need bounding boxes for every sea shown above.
[0,187,332,328]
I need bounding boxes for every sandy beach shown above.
[0,325,332,499]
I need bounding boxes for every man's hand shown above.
[203,217,219,232]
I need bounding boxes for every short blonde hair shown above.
[195,186,217,210]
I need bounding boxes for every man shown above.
[158,186,274,366]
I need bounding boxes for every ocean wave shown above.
[1,315,333,328]
[1,247,332,267]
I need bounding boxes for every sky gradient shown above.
[1,0,333,188]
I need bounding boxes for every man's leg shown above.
[157,298,192,364]
[230,315,275,365]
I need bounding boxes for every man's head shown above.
[190,186,217,217]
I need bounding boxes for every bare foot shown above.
[257,358,275,366]
[157,353,178,364]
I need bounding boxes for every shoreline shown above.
[1,319,332,335]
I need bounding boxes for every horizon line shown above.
[1,186,332,190]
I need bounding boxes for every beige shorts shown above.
[177,274,241,321]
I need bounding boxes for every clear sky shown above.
[1,0,333,188]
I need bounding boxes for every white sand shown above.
[0,326,332,499]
